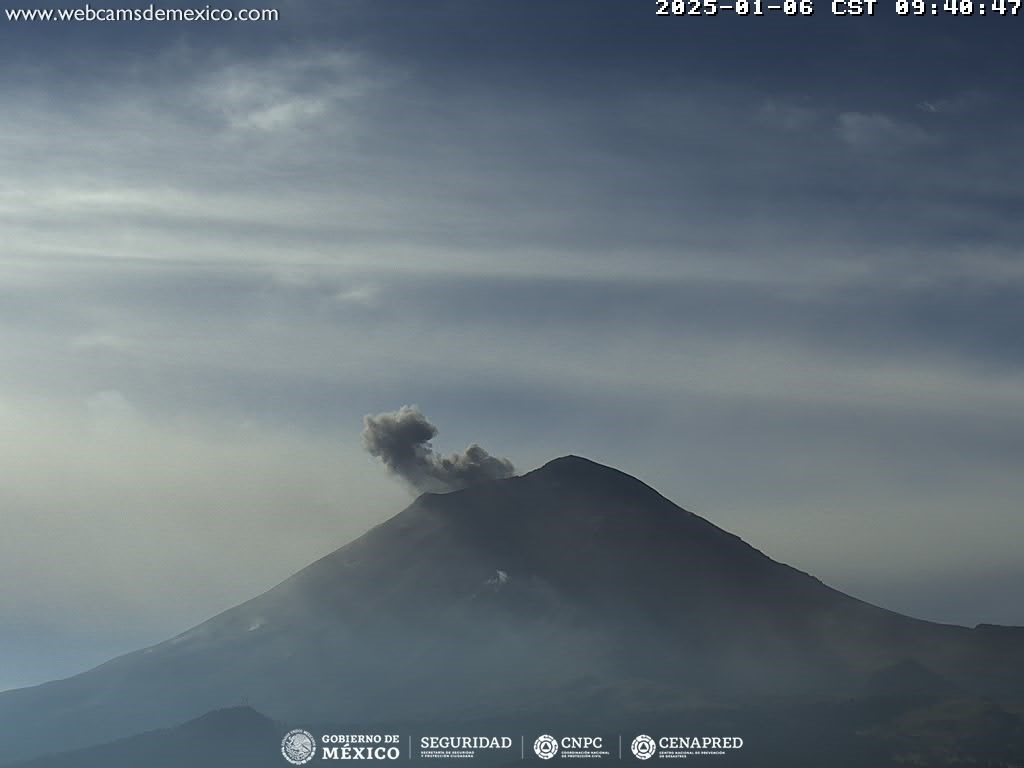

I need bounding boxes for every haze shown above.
[1,2,1023,692]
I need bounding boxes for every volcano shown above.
[2,455,1022,764]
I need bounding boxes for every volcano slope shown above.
[1,456,1021,763]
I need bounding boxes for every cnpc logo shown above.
[533,735,559,759]
[533,734,605,759]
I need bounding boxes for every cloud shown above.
[2,2,1024,687]
[836,112,936,150]
[362,405,515,493]
[195,50,375,134]
[333,283,379,307]
[916,91,990,115]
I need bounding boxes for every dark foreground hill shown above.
[2,456,1022,764]
[7,707,282,768]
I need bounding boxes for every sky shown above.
[1,1,1023,692]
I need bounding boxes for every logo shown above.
[281,729,316,765]
[639,736,744,759]
[631,735,656,760]
[533,735,610,760]
[418,736,514,759]
[534,734,559,760]
[319,734,401,760]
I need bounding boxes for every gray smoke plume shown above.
[362,405,515,493]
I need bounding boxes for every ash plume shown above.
[362,405,515,493]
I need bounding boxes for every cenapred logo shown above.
[281,729,317,765]
[635,735,744,759]
[631,735,656,760]
[534,734,559,760]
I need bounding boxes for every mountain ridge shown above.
[1,455,1021,764]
